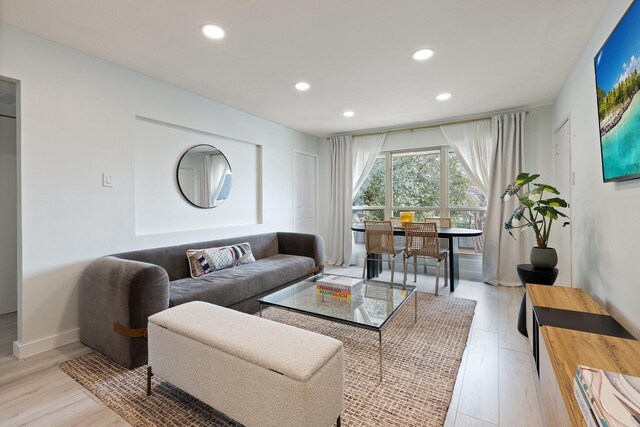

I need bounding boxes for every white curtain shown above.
[352,134,386,194]
[483,112,529,286]
[196,155,213,206]
[209,154,229,203]
[350,133,386,264]
[440,119,493,196]
[326,135,353,266]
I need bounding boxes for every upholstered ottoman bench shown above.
[147,301,344,427]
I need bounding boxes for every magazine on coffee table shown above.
[315,275,363,303]
[574,365,640,427]
[316,275,363,288]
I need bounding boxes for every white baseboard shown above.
[13,328,80,359]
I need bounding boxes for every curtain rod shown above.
[326,110,529,140]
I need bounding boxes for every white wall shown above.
[523,105,554,180]
[0,23,319,354]
[553,0,640,337]
[134,118,260,235]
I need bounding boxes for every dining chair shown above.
[403,222,448,295]
[363,220,404,284]
[421,217,451,273]
[422,217,451,228]
[387,217,404,268]
[388,217,402,228]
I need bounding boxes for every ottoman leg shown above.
[337,415,341,427]
[147,366,153,396]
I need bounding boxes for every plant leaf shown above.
[533,183,560,194]
[535,206,558,220]
[519,194,535,208]
[540,197,568,208]
[515,173,539,186]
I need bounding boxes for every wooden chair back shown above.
[364,220,396,255]
[388,217,402,228]
[423,217,452,228]
[404,222,441,258]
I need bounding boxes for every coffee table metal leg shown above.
[415,292,418,323]
[379,331,383,382]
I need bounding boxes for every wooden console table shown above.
[526,284,640,427]
[516,264,558,336]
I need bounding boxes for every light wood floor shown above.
[0,268,543,426]
[325,265,544,427]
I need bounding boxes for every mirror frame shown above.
[176,143,232,209]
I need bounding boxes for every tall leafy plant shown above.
[501,173,569,248]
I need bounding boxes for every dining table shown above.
[350,225,483,292]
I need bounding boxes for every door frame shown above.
[1,75,22,353]
[292,150,318,233]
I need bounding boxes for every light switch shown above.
[103,173,113,187]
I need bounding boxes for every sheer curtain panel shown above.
[483,112,529,286]
[352,134,386,194]
[350,133,386,264]
[440,119,493,196]
[326,136,353,266]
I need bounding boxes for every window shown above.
[353,147,486,254]
[352,156,385,224]
[392,150,440,220]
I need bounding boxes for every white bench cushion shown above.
[148,301,342,382]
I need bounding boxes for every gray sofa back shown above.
[114,232,280,281]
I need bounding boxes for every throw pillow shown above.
[187,242,256,278]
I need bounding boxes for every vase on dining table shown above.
[399,211,414,227]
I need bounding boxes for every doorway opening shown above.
[0,77,18,357]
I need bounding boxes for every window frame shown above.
[352,145,487,257]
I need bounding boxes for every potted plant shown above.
[501,172,569,269]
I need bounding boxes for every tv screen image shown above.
[594,0,640,182]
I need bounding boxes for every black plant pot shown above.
[530,247,558,270]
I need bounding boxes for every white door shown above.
[0,115,17,314]
[553,120,572,287]
[294,152,316,234]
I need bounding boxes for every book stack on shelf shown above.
[574,365,640,427]
[316,275,363,305]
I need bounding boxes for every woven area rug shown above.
[60,292,475,426]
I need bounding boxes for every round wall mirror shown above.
[176,144,232,208]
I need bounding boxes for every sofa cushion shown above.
[187,242,256,278]
[169,254,315,308]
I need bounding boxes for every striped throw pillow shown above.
[187,242,255,278]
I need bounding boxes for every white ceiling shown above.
[0,0,611,136]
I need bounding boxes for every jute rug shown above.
[60,292,475,426]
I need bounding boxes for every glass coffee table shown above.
[258,273,417,381]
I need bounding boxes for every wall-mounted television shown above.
[594,0,640,182]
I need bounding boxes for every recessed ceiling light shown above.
[412,48,435,61]
[201,24,225,40]
[343,111,355,118]
[294,82,310,91]
[436,92,452,101]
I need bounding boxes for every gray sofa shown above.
[78,232,323,368]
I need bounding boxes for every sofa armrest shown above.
[277,232,324,271]
[78,256,170,368]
